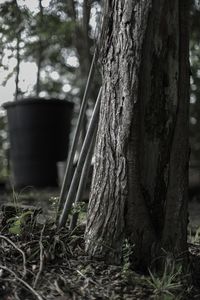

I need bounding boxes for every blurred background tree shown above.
[0,0,102,103]
[190,0,200,164]
[0,113,8,183]
[0,0,29,99]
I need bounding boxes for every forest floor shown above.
[0,190,200,299]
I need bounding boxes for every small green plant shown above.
[146,260,183,299]
[7,210,33,235]
[70,201,87,226]
[71,201,87,215]
[6,186,37,234]
[121,239,135,279]
[189,226,200,244]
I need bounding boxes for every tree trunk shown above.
[15,34,20,101]
[36,0,43,97]
[85,0,190,270]
[14,0,21,101]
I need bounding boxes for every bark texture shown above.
[85,0,190,269]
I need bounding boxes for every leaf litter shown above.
[0,204,199,300]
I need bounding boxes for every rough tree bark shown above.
[85,0,190,270]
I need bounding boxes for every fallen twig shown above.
[0,265,43,300]
[34,224,45,288]
[54,279,65,296]
[77,269,98,286]
[0,234,27,277]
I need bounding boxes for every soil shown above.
[0,190,200,300]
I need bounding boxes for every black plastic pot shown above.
[3,98,74,188]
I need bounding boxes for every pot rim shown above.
[2,97,74,109]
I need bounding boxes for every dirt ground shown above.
[0,191,200,300]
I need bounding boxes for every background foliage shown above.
[0,0,200,183]
[0,0,101,102]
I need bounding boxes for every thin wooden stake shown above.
[58,88,101,228]
[57,50,98,216]
[69,128,97,231]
